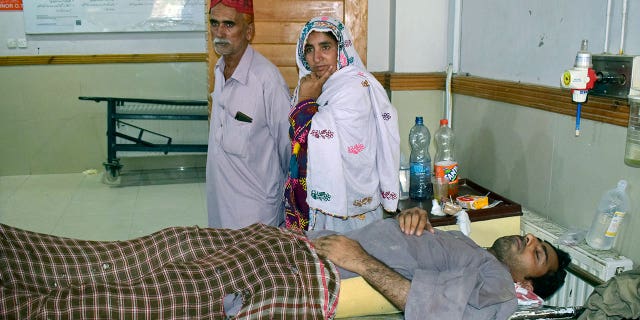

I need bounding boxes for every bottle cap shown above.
[439,119,448,126]
[617,180,627,191]
[415,116,424,125]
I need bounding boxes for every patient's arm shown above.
[312,235,410,310]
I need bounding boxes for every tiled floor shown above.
[0,169,207,241]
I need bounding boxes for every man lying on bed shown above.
[313,208,571,319]
[0,207,569,320]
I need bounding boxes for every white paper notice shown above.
[24,0,205,34]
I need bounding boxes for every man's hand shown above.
[397,207,434,236]
[312,234,410,311]
[312,235,369,274]
[296,65,335,102]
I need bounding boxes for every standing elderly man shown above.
[206,0,291,228]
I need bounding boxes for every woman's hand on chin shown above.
[298,65,335,102]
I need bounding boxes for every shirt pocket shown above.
[220,109,253,156]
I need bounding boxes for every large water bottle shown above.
[585,180,630,250]
[624,95,640,167]
[409,117,432,200]
[434,119,459,198]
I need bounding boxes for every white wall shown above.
[0,63,208,175]
[394,0,449,72]
[370,0,640,265]
[452,0,640,265]
[460,0,639,86]
[366,0,392,71]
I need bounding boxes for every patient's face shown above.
[490,233,559,283]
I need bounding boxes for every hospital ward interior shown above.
[1,0,639,319]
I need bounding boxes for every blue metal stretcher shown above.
[79,96,208,182]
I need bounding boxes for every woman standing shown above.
[285,16,400,232]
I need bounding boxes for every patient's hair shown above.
[529,242,571,299]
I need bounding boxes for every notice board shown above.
[23,0,206,34]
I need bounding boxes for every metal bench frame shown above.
[79,96,208,183]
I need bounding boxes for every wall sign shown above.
[24,0,205,34]
[1,0,23,11]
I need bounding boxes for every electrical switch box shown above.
[17,38,27,48]
[590,54,639,99]
[6,38,17,49]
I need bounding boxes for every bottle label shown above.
[434,162,458,183]
[605,211,625,237]
[410,163,430,176]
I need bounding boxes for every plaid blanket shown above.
[0,223,339,319]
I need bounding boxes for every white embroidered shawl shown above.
[294,16,400,217]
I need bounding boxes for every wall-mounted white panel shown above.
[367,0,391,72]
[24,0,205,34]
[394,0,448,72]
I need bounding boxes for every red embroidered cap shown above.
[210,0,254,15]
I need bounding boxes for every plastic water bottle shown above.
[409,117,432,200]
[624,95,640,167]
[585,180,630,250]
[434,119,459,198]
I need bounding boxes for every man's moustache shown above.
[214,38,230,45]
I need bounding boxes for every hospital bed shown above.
[79,96,208,183]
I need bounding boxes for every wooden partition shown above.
[205,0,368,103]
